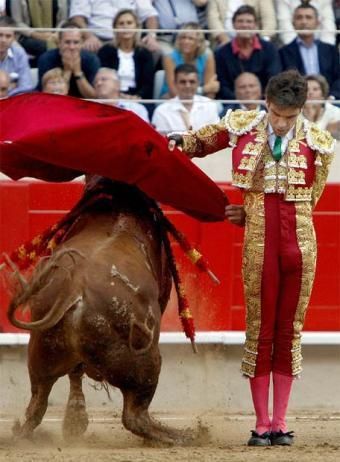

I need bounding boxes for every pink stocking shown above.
[272,372,294,432]
[249,374,271,434]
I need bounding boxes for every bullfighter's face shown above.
[266,101,301,137]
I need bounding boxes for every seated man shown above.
[279,2,340,100]
[152,63,220,133]
[94,67,150,122]
[224,71,264,113]
[37,21,100,98]
[215,5,281,101]
[0,16,33,95]
[0,69,10,98]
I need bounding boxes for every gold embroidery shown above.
[224,109,266,135]
[285,185,313,201]
[243,142,263,156]
[305,121,336,154]
[287,153,308,169]
[291,202,317,375]
[311,151,334,208]
[232,171,253,189]
[239,156,257,171]
[241,192,265,377]
[182,120,226,155]
[288,168,306,185]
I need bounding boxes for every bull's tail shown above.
[7,249,84,331]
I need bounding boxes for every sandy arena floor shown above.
[0,410,339,462]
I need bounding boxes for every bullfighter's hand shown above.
[167,133,184,151]
[225,204,246,227]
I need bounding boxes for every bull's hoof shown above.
[11,419,34,441]
[63,406,89,440]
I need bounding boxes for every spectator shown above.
[161,22,219,99]
[152,0,204,51]
[303,74,340,139]
[279,2,340,100]
[9,0,69,67]
[208,0,277,48]
[334,0,340,47]
[152,63,220,133]
[37,21,100,98]
[42,67,70,95]
[98,9,154,101]
[0,16,33,95]
[69,0,160,53]
[233,71,265,111]
[0,68,10,97]
[215,5,281,101]
[276,0,336,45]
[0,0,9,16]
[94,67,149,122]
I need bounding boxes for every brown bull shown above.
[7,180,192,444]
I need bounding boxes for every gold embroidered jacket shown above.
[182,109,335,206]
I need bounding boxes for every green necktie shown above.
[273,136,282,161]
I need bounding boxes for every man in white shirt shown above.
[152,63,220,134]
[94,67,150,122]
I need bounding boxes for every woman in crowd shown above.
[303,74,340,140]
[98,9,154,101]
[42,67,69,95]
[161,22,219,99]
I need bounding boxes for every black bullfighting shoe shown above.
[271,430,294,446]
[247,430,271,446]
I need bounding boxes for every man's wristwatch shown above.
[74,72,84,80]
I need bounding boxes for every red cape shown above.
[0,93,227,221]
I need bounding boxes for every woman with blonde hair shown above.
[161,22,219,99]
[98,9,154,101]
[42,67,69,95]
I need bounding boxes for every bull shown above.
[6,179,195,444]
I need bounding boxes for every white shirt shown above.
[152,95,220,134]
[118,100,149,123]
[69,0,158,39]
[117,49,136,92]
[312,102,340,130]
[267,123,294,157]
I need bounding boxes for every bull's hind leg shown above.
[122,384,190,445]
[12,375,57,439]
[62,364,89,440]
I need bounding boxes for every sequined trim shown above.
[291,202,317,375]
[224,109,266,136]
[304,120,336,154]
[241,192,265,377]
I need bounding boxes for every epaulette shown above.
[304,120,335,154]
[223,109,266,136]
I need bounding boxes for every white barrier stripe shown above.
[6,27,340,35]
[1,332,339,346]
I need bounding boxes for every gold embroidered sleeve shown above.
[182,119,228,158]
[311,151,334,209]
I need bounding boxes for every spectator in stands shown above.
[151,0,206,52]
[208,0,277,47]
[69,0,160,53]
[98,9,154,101]
[0,68,10,97]
[334,0,340,47]
[0,0,9,16]
[9,0,69,67]
[0,16,33,95]
[37,21,100,98]
[279,2,340,100]
[41,67,70,95]
[233,72,265,111]
[94,67,149,122]
[215,5,281,101]
[303,74,340,139]
[276,0,336,45]
[152,63,220,133]
[161,22,219,99]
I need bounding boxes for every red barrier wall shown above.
[0,181,339,333]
